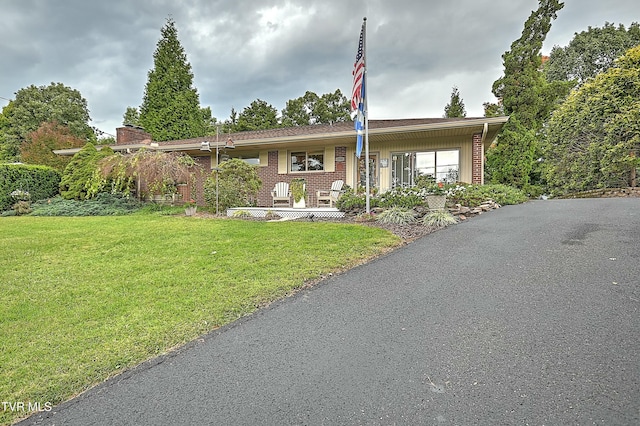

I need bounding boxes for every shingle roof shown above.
[157,117,490,146]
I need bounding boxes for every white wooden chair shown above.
[271,182,291,207]
[316,180,344,208]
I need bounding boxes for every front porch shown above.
[226,207,345,219]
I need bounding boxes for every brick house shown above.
[58,117,508,206]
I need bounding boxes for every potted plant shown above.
[425,181,447,211]
[291,178,306,208]
[184,199,197,216]
[416,175,448,210]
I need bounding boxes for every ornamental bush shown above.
[422,210,457,227]
[376,207,416,225]
[204,159,261,213]
[0,163,61,211]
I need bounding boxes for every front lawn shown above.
[0,215,400,424]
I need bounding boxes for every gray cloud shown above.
[1,0,639,136]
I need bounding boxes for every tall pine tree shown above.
[139,18,206,141]
[443,86,467,118]
[486,0,569,190]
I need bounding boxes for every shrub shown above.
[422,210,457,227]
[447,184,528,207]
[13,200,32,215]
[335,187,380,213]
[30,193,142,216]
[0,163,61,211]
[376,207,416,225]
[204,159,261,213]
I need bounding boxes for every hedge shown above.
[0,163,61,211]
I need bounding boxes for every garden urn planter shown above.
[426,195,447,211]
[185,206,197,216]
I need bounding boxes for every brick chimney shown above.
[116,125,152,145]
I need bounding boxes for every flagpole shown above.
[363,17,370,214]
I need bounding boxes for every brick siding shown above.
[257,147,347,207]
[472,133,483,185]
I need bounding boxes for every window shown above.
[358,153,378,189]
[392,149,459,188]
[291,151,324,172]
[228,153,260,165]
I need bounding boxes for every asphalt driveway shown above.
[21,198,640,425]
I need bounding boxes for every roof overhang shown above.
[54,117,509,156]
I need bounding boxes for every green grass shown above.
[0,216,400,424]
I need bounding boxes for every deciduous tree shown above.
[0,83,95,161]
[313,89,351,124]
[545,22,640,85]
[235,99,279,131]
[123,107,141,127]
[281,91,320,127]
[99,150,203,200]
[20,122,86,171]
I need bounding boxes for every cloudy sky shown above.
[1,0,639,137]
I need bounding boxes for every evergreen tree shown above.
[444,86,467,118]
[139,18,206,141]
[486,0,568,190]
[543,45,640,193]
[123,107,141,126]
[483,101,504,118]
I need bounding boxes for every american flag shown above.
[351,21,366,112]
[352,19,366,157]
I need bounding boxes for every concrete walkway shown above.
[21,199,640,425]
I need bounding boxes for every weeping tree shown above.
[99,150,203,200]
[60,143,114,200]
